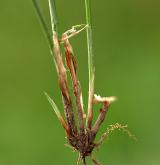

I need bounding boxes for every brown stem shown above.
[82,157,86,165]
[63,37,85,136]
[53,32,77,135]
[90,101,109,141]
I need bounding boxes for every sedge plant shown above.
[32,0,136,164]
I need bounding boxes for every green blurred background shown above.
[0,0,160,164]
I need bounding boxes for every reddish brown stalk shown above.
[62,34,85,136]
[91,101,110,141]
[53,32,77,136]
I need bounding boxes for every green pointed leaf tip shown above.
[44,92,68,131]
[44,92,59,115]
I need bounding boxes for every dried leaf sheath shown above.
[52,31,77,135]
[62,35,85,136]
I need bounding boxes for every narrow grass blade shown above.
[32,0,53,49]
[32,0,53,50]
[44,92,69,133]
[85,0,95,128]
[85,0,94,85]
[48,0,58,33]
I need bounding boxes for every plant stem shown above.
[85,0,94,87]
[48,0,58,34]
[62,36,85,136]
[32,0,53,49]
[85,0,95,129]
[48,0,78,135]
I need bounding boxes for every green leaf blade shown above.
[48,0,58,33]
[32,0,53,49]
[44,92,68,133]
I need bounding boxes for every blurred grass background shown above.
[0,0,160,164]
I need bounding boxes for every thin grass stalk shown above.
[85,0,95,129]
[85,0,94,74]
[32,0,53,49]
[48,0,58,33]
